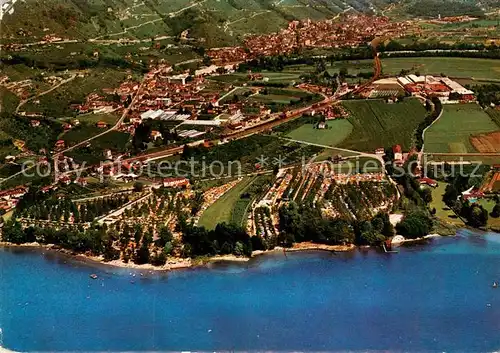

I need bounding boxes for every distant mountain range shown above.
[1,0,498,47]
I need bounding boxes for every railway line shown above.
[5,42,384,184]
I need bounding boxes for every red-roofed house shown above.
[418,177,438,188]
[150,130,163,141]
[96,121,108,129]
[58,175,71,185]
[393,144,403,161]
[55,140,65,149]
[75,178,88,186]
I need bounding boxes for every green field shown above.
[286,119,353,146]
[0,87,20,114]
[339,99,428,152]
[61,125,105,146]
[22,69,131,118]
[430,182,466,226]
[327,60,374,76]
[198,177,256,230]
[210,67,314,86]
[381,57,500,80]
[424,104,500,154]
[477,198,500,229]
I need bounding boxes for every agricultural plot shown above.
[470,131,500,153]
[381,57,500,80]
[424,104,500,154]
[187,134,323,177]
[327,60,374,76]
[61,125,105,147]
[22,69,131,118]
[230,174,274,227]
[198,177,255,230]
[219,87,255,104]
[486,108,500,127]
[217,86,321,112]
[428,154,500,165]
[429,182,466,226]
[482,172,500,193]
[0,87,20,114]
[210,67,314,86]
[286,119,353,146]
[339,99,428,152]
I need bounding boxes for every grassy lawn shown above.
[381,57,500,80]
[198,177,256,230]
[424,104,500,154]
[339,98,427,152]
[430,182,466,226]
[286,119,353,146]
[477,199,500,228]
[2,210,14,222]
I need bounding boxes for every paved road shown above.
[1,40,384,187]
[16,74,77,113]
[54,74,147,157]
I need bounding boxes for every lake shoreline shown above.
[0,241,356,273]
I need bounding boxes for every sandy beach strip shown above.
[0,347,17,353]
[288,242,356,252]
[0,242,251,272]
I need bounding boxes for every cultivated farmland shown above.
[470,131,500,153]
[339,99,427,152]
[424,104,500,154]
[380,57,500,80]
[286,119,353,146]
[210,66,315,86]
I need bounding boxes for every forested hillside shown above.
[1,0,392,46]
[406,0,484,18]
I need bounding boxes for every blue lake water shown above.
[1,229,500,352]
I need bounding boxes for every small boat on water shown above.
[493,281,498,288]
[90,274,98,280]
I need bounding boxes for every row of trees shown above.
[379,39,497,53]
[413,97,443,151]
[441,167,495,228]
[278,201,396,246]
[16,194,132,223]
[471,84,500,107]
[236,47,376,73]
[1,217,255,265]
